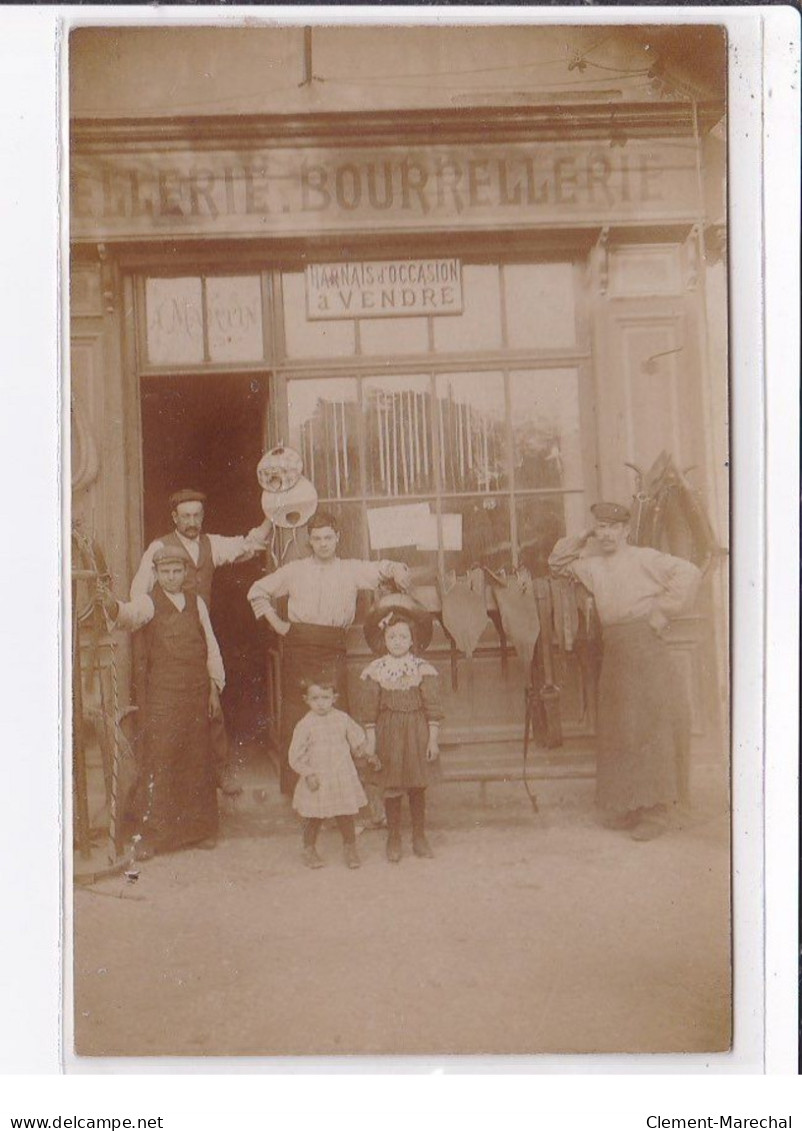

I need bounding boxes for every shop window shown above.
[286,369,584,585]
[286,376,360,499]
[145,274,265,365]
[503,263,576,350]
[282,273,356,359]
[276,255,587,593]
[358,315,429,356]
[432,265,502,353]
[443,496,512,576]
[145,277,204,366]
[516,494,570,576]
[362,374,434,497]
[205,276,263,363]
[509,368,583,490]
[434,371,507,494]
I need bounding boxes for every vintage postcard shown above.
[67,19,733,1061]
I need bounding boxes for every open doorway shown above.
[140,371,270,745]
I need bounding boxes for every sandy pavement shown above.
[73,768,731,1060]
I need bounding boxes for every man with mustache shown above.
[549,502,701,841]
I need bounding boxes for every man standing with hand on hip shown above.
[549,501,701,841]
[248,509,411,797]
[131,488,272,795]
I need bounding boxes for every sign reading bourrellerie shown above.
[70,140,700,241]
[306,260,463,320]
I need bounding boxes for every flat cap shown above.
[590,501,631,524]
[169,488,207,510]
[153,544,192,567]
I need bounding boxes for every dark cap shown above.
[153,544,192,567]
[591,501,631,524]
[169,489,207,510]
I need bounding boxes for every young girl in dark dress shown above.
[360,598,443,863]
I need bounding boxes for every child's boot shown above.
[409,788,433,858]
[344,842,361,869]
[384,795,403,863]
[303,846,324,869]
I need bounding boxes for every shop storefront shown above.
[70,100,727,779]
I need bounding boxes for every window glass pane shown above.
[145,277,204,365]
[432,265,502,353]
[516,494,572,576]
[282,273,356,358]
[287,378,360,500]
[358,316,429,355]
[206,276,264,363]
[443,496,512,576]
[435,372,507,494]
[363,374,433,497]
[504,263,576,350]
[509,369,583,490]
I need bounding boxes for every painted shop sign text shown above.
[71,141,699,241]
[306,260,462,319]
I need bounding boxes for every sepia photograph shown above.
[67,21,731,1060]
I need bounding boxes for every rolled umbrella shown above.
[533,577,562,748]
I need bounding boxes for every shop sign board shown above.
[306,259,462,320]
[71,139,701,242]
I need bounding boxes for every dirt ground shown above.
[72,760,731,1060]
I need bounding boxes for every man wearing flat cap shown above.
[101,543,225,859]
[549,502,701,841]
[130,488,271,795]
[131,489,271,608]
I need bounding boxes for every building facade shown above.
[70,25,728,787]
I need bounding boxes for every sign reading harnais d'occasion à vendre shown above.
[306,260,463,319]
[70,139,701,241]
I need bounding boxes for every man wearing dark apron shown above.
[549,502,701,841]
[131,488,271,795]
[248,510,410,796]
[103,544,225,858]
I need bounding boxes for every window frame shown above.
[131,245,597,576]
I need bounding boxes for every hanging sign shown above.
[306,259,462,320]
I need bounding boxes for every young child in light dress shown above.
[360,600,443,863]
[288,676,379,869]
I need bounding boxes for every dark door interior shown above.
[140,372,270,745]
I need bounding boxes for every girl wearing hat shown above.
[360,598,444,863]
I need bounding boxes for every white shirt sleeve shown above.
[197,597,226,691]
[288,715,313,775]
[248,563,292,605]
[129,540,163,599]
[643,549,702,619]
[111,594,156,632]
